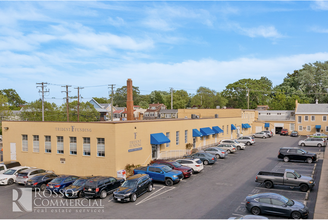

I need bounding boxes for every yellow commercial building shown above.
[2,110,255,177]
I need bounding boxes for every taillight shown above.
[256,176,258,180]
[96,188,99,192]
[33,182,38,186]
[54,185,60,188]
[233,148,235,150]
[246,201,250,204]
[195,165,200,167]
[221,152,225,154]
[83,187,85,191]
[212,158,215,160]
[47,184,49,186]
[23,176,28,178]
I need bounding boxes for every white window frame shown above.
[323,116,327,122]
[176,131,179,145]
[57,136,64,154]
[33,135,39,153]
[304,115,308,121]
[22,135,28,152]
[311,115,315,121]
[166,132,170,147]
[185,130,188,144]
[83,137,91,156]
[45,136,51,153]
[70,137,77,155]
[97,138,105,157]
[298,126,303,131]
[306,126,311,131]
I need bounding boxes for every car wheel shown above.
[246,142,251,146]
[147,184,153,192]
[78,190,85,198]
[215,154,220,159]
[291,211,302,219]
[300,184,309,192]
[227,150,231,154]
[165,178,174,186]
[283,156,289,162]
[40,183,47,191]
[203,160,209,165]
[264,181,273,189]
[317,143,322,147]
[7,178,14,185]
[301,143,305,147]
[130,193,137,202]
[237,146,241,150]
[306,158,313,164]
[191,168,195,174]
[251,206,261,215]
[99,190,107,199]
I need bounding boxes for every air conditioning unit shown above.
[215,114,218,118]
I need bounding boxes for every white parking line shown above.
[231,213,243,216]
[254,187,305,194]
[136,186,175,206]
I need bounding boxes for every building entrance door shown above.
[151,144,159,159]
[10,143,16,160]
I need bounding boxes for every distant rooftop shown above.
[296,103,328,114]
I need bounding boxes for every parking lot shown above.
[0,135,324,219]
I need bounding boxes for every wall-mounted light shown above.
[4,127,9,130]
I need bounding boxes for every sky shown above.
[1,0,328,106]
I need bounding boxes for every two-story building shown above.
[143,103,166,120]
[159,109,178,119]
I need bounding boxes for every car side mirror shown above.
[282,204,287,207]
[302,152,305,154]
[161,171,164,174]
[294,176,297,179]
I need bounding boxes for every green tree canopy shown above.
[92,97,110,104]
[20,100,59,121]
[191,87,228,109]
[163,89,191,109]
[113,86,141,107]
[60,101,99,122]
[0,89,26,110]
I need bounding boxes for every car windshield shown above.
[293,171,301,178]
[72,179,87,186]
[279,195,293,206]
[51,177,65,184]
[162,166,172,173]
[3,169,16,175]
[171,162,181,167]
[121,179,137,188]
[195,159,202,164]
[234,140,240,143]
[300,149,307,153]
[287,199,294,206]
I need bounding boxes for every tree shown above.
[92,97,110,104]
[0,94,11,135]
[222,77,272,109]
[113,86,141,107]
[0,89,26,110]
[139,101,149,109]
[149,90,168,104]
[20,100,59,121]
[60,101,99,122]
[191,87,228,109]
[163,89,191,109]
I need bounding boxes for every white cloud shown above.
[311,0,328,10]
[225,22,283,39]
[108,16,125,26]
[311,26,328,33]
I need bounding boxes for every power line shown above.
[61,85,71,122]
[74,87,84,122]
[36,82,49,121]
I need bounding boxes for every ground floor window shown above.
[298,126,303,131]
[83,137,91,156]
[97,138,105,157]
[307,126,311,131]
[166,132,170,147]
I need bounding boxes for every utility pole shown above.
[61,85,71,122]
[247,88,250,109]
[170,88,173,109]
[74,87,84,122]
[108,84,115,121]
[36,82,49,121]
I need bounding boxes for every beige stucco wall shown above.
[295,114,328,136]
[178,109,242,119]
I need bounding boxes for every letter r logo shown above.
[12,188,32,212]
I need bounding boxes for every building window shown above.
[323,116,327,122]
[165,114,171,118]
[70,137,77,155]
[57,136,64,154]
[176,131,179,145]
[307,126,311,131]
[290,123,295,131]
[311,115,315,121]
[172,113,176,118]
[45,136,51,153]
[222,125,224,135]
[185,130,188,143]
[298,116,301,123]
[304,116,308,121]
[150,112,154,117]
[22,135,28,152]
[277,113,281,115]
[299,126,303,131]
[227,125,229,134]
[267,113,271,115]
[166,132,170,147]
[326,126,328,132]
[33,135,39,152]
[83,137,91,156]
[97,138,105,157]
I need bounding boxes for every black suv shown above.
[113,174,153,202]
[278,147,317,163]
[83,176,124,199]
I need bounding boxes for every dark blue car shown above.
[46,175,80,193]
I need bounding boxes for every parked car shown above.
[83,176,124,199]
[46,175,80,193]
[299,138,326,147]
[216,144,236,154]
[255,169,315,192]
[280,129,289,136]
[220,139,246,150]
[133,164,183,186]
[245,193,309,219]
[175,158,204,173]
[290,131,299,137]
[0,166,29,185]
[236,136,255,145]
[63,176,95,198]
[0,161,21,175]
[253,132,269,139]
[278,147,317,163]
[150,160,193,178]
[309,132,328,139]
[262,130,273,137]
[113,174,153,202]
[183,151,217,165]
[16,168,48,185]
[204,147,228,159]
[25,173,58,191]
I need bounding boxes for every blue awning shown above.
[264,123,270,128]
[242,123,251,129]
[212,126,223,134]
[200,127,215,136]
[231,124,237,130]
[193,129,203,137]
[316,125,321,129]
[150,133,170,145]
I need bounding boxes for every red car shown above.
[150,160,193,178]
[280,129,289,136]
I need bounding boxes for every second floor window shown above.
[97,138,105,157]
[298,116,301,123]
[176,131,179,145]
[311,115,315,121]
[185,130,188,143]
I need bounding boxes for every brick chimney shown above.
[127,79,134,120]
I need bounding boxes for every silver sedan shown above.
[253,132,269,139]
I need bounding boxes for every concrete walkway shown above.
[314,148,328,219]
